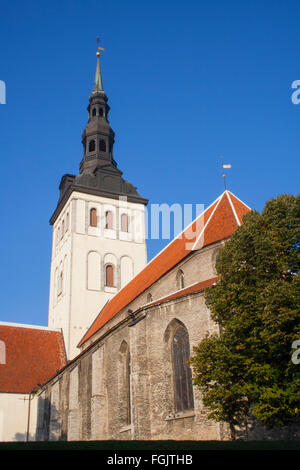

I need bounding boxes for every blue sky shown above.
[0,0,299,326]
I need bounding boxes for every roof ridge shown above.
[137,276,220,311]
[225,190,241,226]
[0,321,61,332]
[191,192,224,251]
[227,190,252,210]
[143,279,210,307]
[141,192,224,270]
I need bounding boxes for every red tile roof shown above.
[0,324,66,394]
[136,276,221,311]
[78,191,251,348]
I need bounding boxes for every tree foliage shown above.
[190,194,300,433]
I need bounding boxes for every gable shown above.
[78,191,251,348]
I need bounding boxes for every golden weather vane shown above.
[220,156,231,190]
[96,37,105,56]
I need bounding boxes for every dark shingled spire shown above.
[50,46,147,226]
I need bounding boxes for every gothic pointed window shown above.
[105,210,113,229]
[172,325,194,412]
[90,208,98,227]
[121,213,129,232]
[99,139,106,152]
[89,139,95,152]
[105,264,114,287]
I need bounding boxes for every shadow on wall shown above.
[35,396,66,441]
[13,432,36,442]
[235,415,300,441]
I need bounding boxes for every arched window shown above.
[66,212,69,231]
[0,340,6,364]
[172,325,194,412]
[176,269,185,290]
[90,208,98,227]
[105,211,113,230]
[119,341,131,426]
[87,251,101,290]
[99,108,103,117]
[92,108,96,116]
[88,139,95,152]
[121,213,129,232]
[105,264,114,287]
[62,220,65,237]
[99,139,106,152]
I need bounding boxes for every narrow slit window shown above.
[177,269,185,290]
[58,271,63,296]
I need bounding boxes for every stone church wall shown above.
[33,240,299,441]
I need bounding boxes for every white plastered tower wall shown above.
[48,190,147,359]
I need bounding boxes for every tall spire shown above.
[92,38,104,94]
[50,40,148,227]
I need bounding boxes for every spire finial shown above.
[96,36,105,57]
[93,37,105,93]
[221,156,231,191]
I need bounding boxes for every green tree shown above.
[190,194,300,437]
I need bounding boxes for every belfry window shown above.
[105,264,114,287]
[89,139,95,152]
[99,108,103,117]
[99,139,106,152]
[92,108,96,116]
[90,208,98,227]
[105,211,113,229]
[121,213,129,232]
[172,325,194,412]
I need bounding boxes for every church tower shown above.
[48,45,148,359]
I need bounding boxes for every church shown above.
[1,47,291,442]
